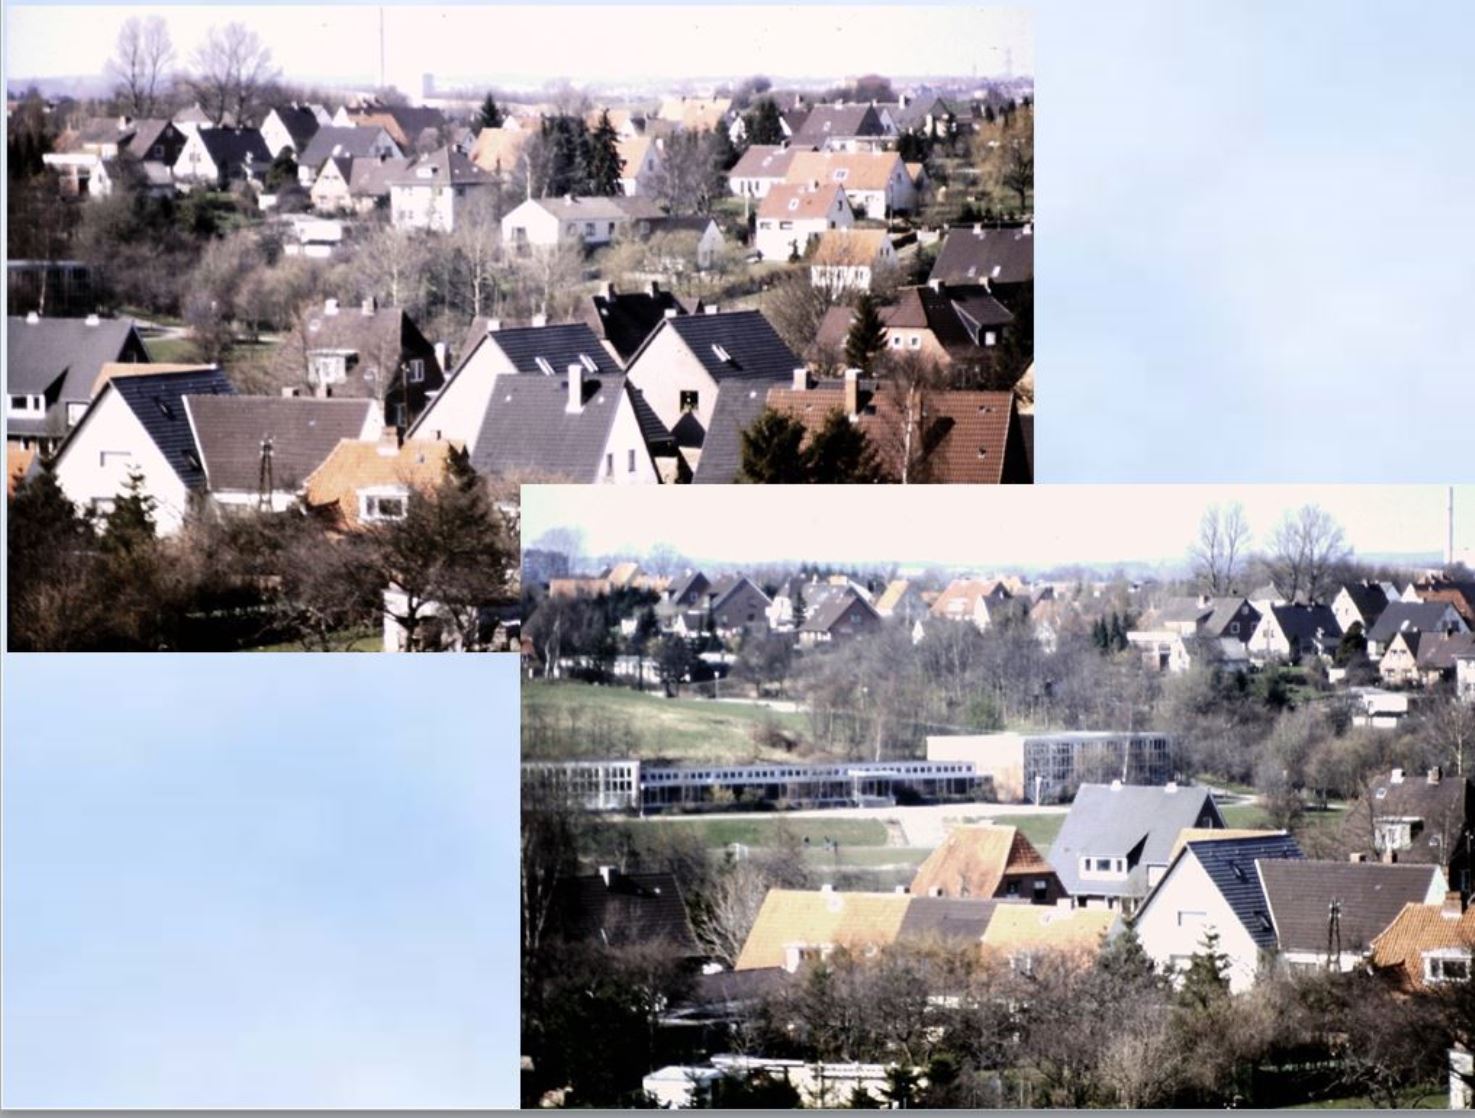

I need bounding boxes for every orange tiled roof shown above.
[469,126,531,176]
[981,905,1116,958]
[910,825,1055,900]
[787,149,904,193]
[810,228,892,265]
[1370,901,1475,988]
[302,437,459,528]
[929,578,1009,618]
[735,889,910,971]
[758,181,848,222]
[656,96,731,131]
[874,579,911,613]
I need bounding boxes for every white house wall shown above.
[409,344,509,446]
[1134,853,1264,994]
[624,327,720,438]
[594,390,661,485]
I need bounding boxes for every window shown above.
[360,488,408,522]
[890,335,903,348]
[1177,910,1208,928]
[1033,879,1048,898]
[1425,951,1472,983]
[99,450,131,467]
[1005,880,1021,897]
[984,331,997,346]
[605,452,614,476]
[9,395,31,412]
[908,335,921,349]
[584,222,594,236]
[779,220,793,230]
[407,358,425,383]
[627,448,636,473]
[679,390,699,413]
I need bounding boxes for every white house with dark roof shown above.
[501,194,667,250]
[728,144,802,198]
[49,366,234,535]
[259,103,329,158]
[387,147,497,232]
[295,125,403,187]
[173,126,272,188]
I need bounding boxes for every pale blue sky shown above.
[1,654,519,1109]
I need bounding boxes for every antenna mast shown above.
[1326,897,1342,970]
[258,435,275,511]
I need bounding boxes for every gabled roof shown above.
[736,889,911,970]
[1415,580,1475,628]
[689,381,782,484]
[469,373,632,481]
[640,311,803,385]
[1185,833,1303,950]
[299,125,396,168]
[668,570,710,605]
[553,870,701,955]
[798,587,879,633]
[929,223,1034,286]
[1367,601,1465,645]
[887,284,1014,343]
[467,321,622,378]
[107,367,236,489]
[121,118,179,158]
[896,896,1004,943]
[581,284,692,363]
[267,103,322,149]
[346,155,412,196]
[875,579,916,614]
[1261,860,1442,954]
[343,104,446,149]
[1339,581,1391,626]
[758,181,848,222]
[1371,900,1475,988]
[6,315,145,402]
[1052,783,1224,899]
[1417,631,1475,671]
[787,149,905,192]
[303,438,459,526]
[1268,602,1342,645]
[810,228,893,266]
[184,395,374,492]
[729,143,801,180]
[980,905,1117,957]
[195,127,272,173]
[910,825,1056,899]
[468,125,531,175]
[385,145,496,187]
[792,104,886,143]
[710,575,771,612]
[928,578,1011,619]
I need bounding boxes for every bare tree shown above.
[696,858,770,967]
[188,22,279,126]
[450,190,510,319]
[1267,504,1352,603]
[869,349,953,484]
[1190,502,1252,594]
[107,16,175,118]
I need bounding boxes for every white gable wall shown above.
[594,389,661,485]
[624,325,721,438]
[1134,852,1264,994]
[409,340,512,446]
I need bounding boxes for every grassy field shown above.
[522,680,812,762]
[956,811,1065,856]
[144,335,203,364]
[609,815,888,849]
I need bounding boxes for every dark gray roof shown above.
[1269,603,1342,646]
[268,104,321,150]
[628,384,675,454]
[690,379,785,484]
[897,896,1004,942]
[1260,860,1439,954]
[469,373,627,481]
[642,311,803,385]
[929,224,1035,287]
[582,285,693,363]
[110,368,236,489]
[197,127,272,175]
[185,395,373,492]
[6,315,149,436]
[1052,783,1224,899]
[1339,581,1391,628]
[798,588,878,633]
[669,571,710,605]
[793,104,886,142]
[552,871,700,955]
[299,126,396,167]
[710,575,771,613]
[469,322,621,378]
[384,145,495,187]
[1368,601,1466,645]
[1186,834,1303,950]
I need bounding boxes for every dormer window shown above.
[534,356,555,376]
[1425,949,1472,983]
[711,343,732,363]
[359,486,409,522]
[407,358,425,383]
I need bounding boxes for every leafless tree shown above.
[1190,502,1252,595]
[512,242,584,322]
[869,349,953,484]
[450,190,511,319]
[759,269,850,361]
[1267,504,1352,604]
[187,22,279,126]
[696,858,769,967]
[107,16,175,118]
[352,223,435,318]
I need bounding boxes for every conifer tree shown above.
[585,109,623,196]
[103,468,158,552]
[743,97,785,146]
[805,409,886,483]
[738,408,809,483]
[477,92,504,132]
[1177,927,1231,1012]
[843,292,888,375]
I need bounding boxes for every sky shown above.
[1,654,520,1109]
[3,5,1032,91]
[524,483,1475,571]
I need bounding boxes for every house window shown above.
[1033,879,1048,898]
[1425,951,1472,983]
[984,331,997,346]
[627,448,636,473]
[890,335,903,348]
[584,222,594,236]
[779,220,793,230]
[908,335,921,349]
[99,450,131,467]
[605,453,614,476]
[407,358,425,383]
[1177,910,1207,928]
[679,390,699,413]
[359,489,408,522]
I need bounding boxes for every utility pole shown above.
[257,435,274,510]
[1326,897,1342,970]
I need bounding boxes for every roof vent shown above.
[531,312,547,328]
[1391,768,1405,784]
[711,343,732,363]
[85,313,100,326]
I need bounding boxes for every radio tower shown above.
[1448,485,1456,569]
[378,6,386,91]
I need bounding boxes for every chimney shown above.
[1444,891,1464,919]
[663,307,679,318]
[1381,849,1398,864]
[598,865,617,887]
[1022,222,1034,236]
[973,222,983,235]
[377,425,400,456]
[566,362,584,413]
[531,312,547,328]
[1348,852,1367,864]
[928,277,944,293]
[485,317,501,333]
[1391,767,1405,784]
[25,311,40,324]
[1110,779,1123,791]
[819,883,834,893]
[433,341,447,373]
[647,279,660,297]
[324,297,339,316]
[792,367,810,391]
[602,280,616,300]
[85,313,100,327]
[1429,766,1443,785]
[843,367,859,418]
[894,885,908,894]
[361,296,376,315]
[280,386,302,398]
[704,304,720,315]
[1165,781,1178,794]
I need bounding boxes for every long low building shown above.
[523,757,981,813]
[925,731,1181,804]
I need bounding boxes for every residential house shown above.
[790,103,894,152]
[1247,602,1342,663]
[930,578,1014,630]
[550,867,703,959]
[666,570,713,609]
[644,214,728,270]
[303,435,462,529]
[173,126,272,188]
[295,125,403,187]
[1370,893,1475,989]
[1344,767,1475,896]
[1379,629,1428,686]
[309,154,410,214]
[1366,600,1469,658]
[288,298,443,428]
[468,124,532,182]
[656,96,731,132]
[387,146,498,232]
[334,102,447,152]
[797,588,881,646]
[501,194,666,251]
[622,309,803,475]
[1154,595,1262,645]
[785,149,915,217]
[728,144,802,199]
[577,281,698,365]
[616,135,664,196]
[703,576,772,637]
[1332,580,1393,638]
[1260,860,1446,973]
[184,395,379,512]
[926,734,1181,805]
[1414,579,1475,629]
[874,578,928,624]
[119,117,187,167]
[980,904,1120,971]
[1134,833,1304,993]
[814,284,1015,373]
[259,103,327,158]
[910,824,1065,904]
[6,313,151,453]
[279,213,346,259]
[49,365,234,535]
[754,181,853,262]
[1049,781,1225,912]
[808,229,898,293]
[928,222,1035,292]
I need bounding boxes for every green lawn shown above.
[144,336,202,364]
[522,680,812,762]
[611,815,888,849]
[957,811,1064,857]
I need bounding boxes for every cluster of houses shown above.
[541,768,1475,1106]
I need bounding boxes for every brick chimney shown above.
[566,363,584,414]
[1429,766,1443,785]
[377,425,400,456]
[843,367,859,418]
[1444,891,1464,919]
[792,367,809,391]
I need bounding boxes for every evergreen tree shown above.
[805,409,886,483]
[477,92,504,132]
[743,97,785,146]
[265,147,297,191]
[1094,924,1163,990]
[792,581,807,629]
[585,109,624,196]
[843,292,888,375]
[738,408,810,483]
[1177,928,1231,1012]
[706,122,740,174]
[103,468,158,552]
